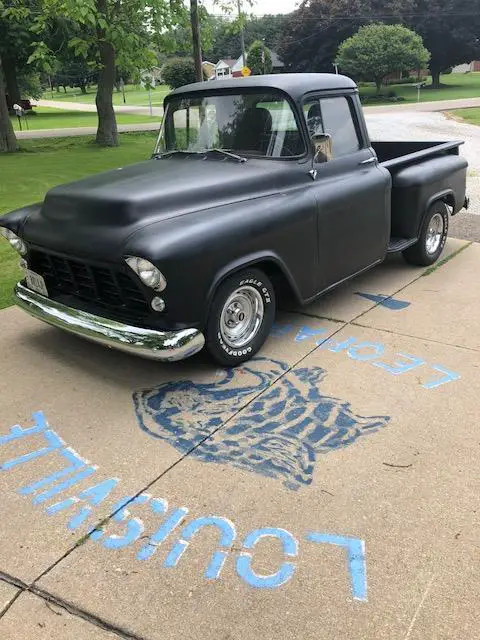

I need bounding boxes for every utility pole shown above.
[190,0,203,82]
[237,0,246,67]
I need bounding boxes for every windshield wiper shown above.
[203,149,247,163]
[152,150,197,159]
[153,149,247,163]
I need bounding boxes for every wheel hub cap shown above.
[425,212,444,255]
[220,286,264,349]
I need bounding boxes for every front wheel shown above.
[206,268,275,366]
[403,201,449,266]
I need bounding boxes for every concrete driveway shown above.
[0,238,479,639]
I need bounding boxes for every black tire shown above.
[403,201,449,266]
[206,268,275,366]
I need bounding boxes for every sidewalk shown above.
[363,96,480,114]
[17,122,160,139]
[36,99,163,117]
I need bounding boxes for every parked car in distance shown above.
[1,74,469,365]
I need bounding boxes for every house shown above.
[212,50,284,80]
[452,61,480,73]
[213,59,239,80]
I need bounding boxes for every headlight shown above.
[0,228,27,255]
[125,256,167,291]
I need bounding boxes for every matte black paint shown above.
[1,74,468,334]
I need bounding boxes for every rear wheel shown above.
[403,201,449,266]
[206,268,275,366]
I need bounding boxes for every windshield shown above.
[155,91,305,159]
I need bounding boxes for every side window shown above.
[304,96,361,159]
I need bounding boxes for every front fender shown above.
[204,250,303,326]
[1,203,41,235]
[125,189,317,331]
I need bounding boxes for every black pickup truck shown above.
[1,74,469,365]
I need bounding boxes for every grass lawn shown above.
[446,107,480,126]
[0,132,156,310]
[360,72,480,104]
[41,83,171,107]
[11,106,161,131]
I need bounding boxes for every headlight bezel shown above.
[0,227,27,256]
[125,256,167,292]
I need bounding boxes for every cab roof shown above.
[168,73,357,102]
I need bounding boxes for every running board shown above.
[387,237,417,253]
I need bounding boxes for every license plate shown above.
[26,270,49,297]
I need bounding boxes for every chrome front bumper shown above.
[14,282,205,362]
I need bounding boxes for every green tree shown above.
[0,1,28,152]
[336,24,430,91]
[277,0,414,74]
[204,14,285,63]
[405,0,480,89]
[247,40,272,75]
[32,0,178,147]
[161,57,196,89]
[0,54,17,152]
[0,1,40,107]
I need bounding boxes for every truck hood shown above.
[23,155,307,259]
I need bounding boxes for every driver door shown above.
[305,95,390,293]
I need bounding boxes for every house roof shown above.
[216,59,237,69]
[229,50,284,73]
[169,73,357,101]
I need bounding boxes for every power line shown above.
[206,10,480,18]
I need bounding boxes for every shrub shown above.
[161,58,196,90]
[385,77,420,85]
[360,94,405,104]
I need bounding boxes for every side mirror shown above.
[312,133,333,163]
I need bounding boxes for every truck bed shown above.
[372,140,464,170]
[371,140,468,247]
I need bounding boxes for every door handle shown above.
[360,156,377,165]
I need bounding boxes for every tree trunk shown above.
[430,67,441,89]
[0,56,18,153]
[190,0,203,82]
[375,77,382,93]
[80,84,87,95]
[95,40,118,146]
[3,57,21,106]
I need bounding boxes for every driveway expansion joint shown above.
[0,571,146,639]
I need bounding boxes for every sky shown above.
[201,0,298,17]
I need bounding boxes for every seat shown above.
[233,107,273,154]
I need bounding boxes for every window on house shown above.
[304,96,361,158]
